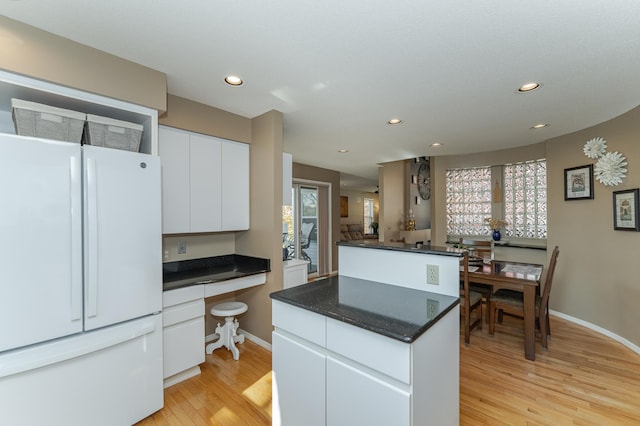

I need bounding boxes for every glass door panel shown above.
[282,185,319,276]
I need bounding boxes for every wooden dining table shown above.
[467,259,544,361]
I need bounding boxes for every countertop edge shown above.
[270,277,460,343]
[337,240,464,257]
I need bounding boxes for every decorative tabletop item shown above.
[484,217,507,241]
[594,151,627,186]
[583,137,607,159]
[406,209,416,231]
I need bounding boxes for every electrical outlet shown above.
[177,241,187,254]
[427,299,440,319]
[426,264,439,285]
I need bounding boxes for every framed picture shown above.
[340,196,348,217]
[564,164,594,200]
[613,188,640,231]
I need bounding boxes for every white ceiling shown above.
[3,1,640,191]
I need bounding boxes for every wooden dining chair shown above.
[488,246,560,350]
[459,238,494,320]
[459,238,495,261]
[460,252,483,345]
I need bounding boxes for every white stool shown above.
[205,301,248,361]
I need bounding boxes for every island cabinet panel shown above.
[326,357,410,426]
[272,299,325,347]
[272,332,326,426]
[159,126,249,234]
[326,317,410,384]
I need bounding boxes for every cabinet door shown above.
[190,134,222,232]
[221,140,249,230]
[327,357,410,426]
[159,127,190,233]
[272,332,325,426]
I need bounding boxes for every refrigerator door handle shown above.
[70,156,82,321]
[86,157,99,318]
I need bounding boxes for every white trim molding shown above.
[550,310,640,356]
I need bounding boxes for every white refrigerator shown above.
[0,133,163,425]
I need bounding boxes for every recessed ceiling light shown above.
[338,149,349,153]
[518,82,540,93]
[224,75,244,86]
[430,143,443,147]
[530,123,549,129]
[387,118,402,125]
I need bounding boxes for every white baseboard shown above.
[550,310,640,356]
[206,329,272,352]
[163,366,201,388]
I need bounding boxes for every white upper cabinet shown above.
[159,127,190,233]
[190,134,222,232]
[221,140,250,231]
[159,126,249,234]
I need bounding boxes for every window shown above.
[503,160,547,239]
[445,167,492,236]
[363,198,374,234]
[445,160,547,240]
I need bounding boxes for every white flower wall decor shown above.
[583,137,607,159]
[594,151,628,186]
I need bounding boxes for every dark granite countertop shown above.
[163,254,270,292]
[270,275,459,343]
[337,239,464,257]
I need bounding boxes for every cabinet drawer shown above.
[163,299,204,327]
[272,300,325,347]
[163,316,205,379]
[326,317,410,384]
[163,285,204,307]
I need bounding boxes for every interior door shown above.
[83,145,162,330]
[0,135,83,351]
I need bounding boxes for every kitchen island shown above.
[270,275,460,426]
[337,239,464,297]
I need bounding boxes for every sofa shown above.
[340,224,377,241]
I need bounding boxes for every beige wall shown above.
[235,110,284,343]
[432,106,640,347]
[159,94,251,143]
[546,105,640,347]
[0,16,166,112]
[293,163,341,271]
[379,160,406,242]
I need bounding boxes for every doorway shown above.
[282,181,331,277]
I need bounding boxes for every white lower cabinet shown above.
[326,357,410,426]
[272,332,326,426]
[163,285,205,387]
[272,300,459,426]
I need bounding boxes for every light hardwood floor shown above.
[138,315,640,425]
